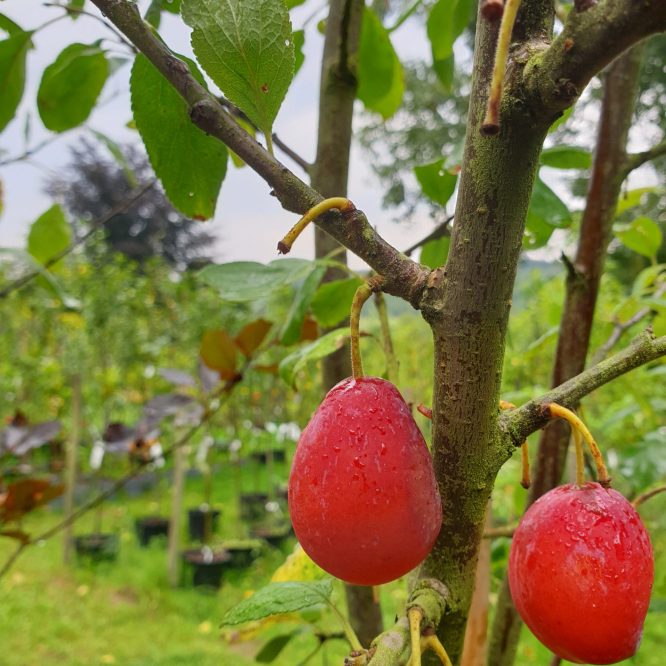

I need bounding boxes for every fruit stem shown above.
[350,276,385,379]
[545,403,611,486]
[422,635,454,666]
[572,426,585,487]
[408,607,423,666]
[481,0,523,135]
[277,197,355,254]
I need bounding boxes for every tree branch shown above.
[591,283,666,365]
[364,579,451,665]
[502,330,666,445]
[623,138,666,175]
[524,0,666,120]
[403,215,454,257]
[0,180,156,300]
[88,0,429,307]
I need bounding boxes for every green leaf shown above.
[433,54,454,91]
[0,30,32,134]
[91,129,138,187]
[131,53,228,220]
[311,277,363,328]
[161,0,181,13]
[414,159,457,207]
[419,236,450,269]
[286,0,307,7]
[66,0,86,17]
[0,13,23,36]
[427,0,472,62]
[0,248,80,308]
[256,632,298,663]
[523,214,555,250]
[198,259,314,302]
[357,8,402,118]
[27,204,71,265]
[632,264,665,297]
[37,43,109,132]
[279,328,347,388]
[540,146,592,170]
[547,105,574,133]
[526,176,572,230]
[181,0,295,138]
[615,216,663,260]
[222,579,333,625]
[653,312,666,337]
[229,117,256,168]
[281,265,326,346]
[616,187,658,215]
[293,29,305,75]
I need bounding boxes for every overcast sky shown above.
[0,0,444,270]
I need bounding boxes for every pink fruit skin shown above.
[508,482,654,664]
[288,377,442,586]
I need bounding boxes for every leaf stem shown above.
[481,0,523,135]
[545,403,610,486]
[326,597,363,651]
[277,197,355,254]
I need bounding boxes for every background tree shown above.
[47,139,217,268]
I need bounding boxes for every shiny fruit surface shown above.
[508,482,654,664]
[288,376,441,585]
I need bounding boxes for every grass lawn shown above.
[1,458,665,665]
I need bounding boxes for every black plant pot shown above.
[187,507,220,542]
[182,548,231,588]
[74,533,119,562]
[250,524,293,548]
[250,449,287,465]
[135,516,170,547]
[221,540,264,568]
[239,493,269,522]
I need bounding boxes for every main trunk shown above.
[417,6,554,663]
[486,45,645,666]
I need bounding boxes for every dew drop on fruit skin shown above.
[288,376,441,586]
[508,483,654,665]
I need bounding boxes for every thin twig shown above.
[482,525,516,539]
[632,485,666,509]
[0,180,155,300]
[591,284,666,365]
[0,136,63,167]
[217,97,312,173]
[504,330,666,444]
[42,1,137,52]
[404,215,454,257]
[623,138,666,175]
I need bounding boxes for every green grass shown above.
[1,458,666,665]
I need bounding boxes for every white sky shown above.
[0,0,440,270]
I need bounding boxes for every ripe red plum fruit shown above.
[288,376,441,585]
[508,482,654,664]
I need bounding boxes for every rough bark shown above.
[410,5,555,662]
[487,45,646,666]
[310,0,384,647]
